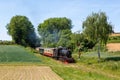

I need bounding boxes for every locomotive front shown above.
[54,47,75,63]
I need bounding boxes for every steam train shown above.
[36,47,75,63]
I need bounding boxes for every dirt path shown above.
[0,66,63,80]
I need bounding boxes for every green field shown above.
[0,45,41,63]
[0,45,120,80]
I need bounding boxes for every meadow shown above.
[0,45,120,80]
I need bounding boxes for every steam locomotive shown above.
[37,47,75,63]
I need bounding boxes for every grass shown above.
[0,45,41,63]
[73,52,120,79]
[0,45,120,80]
[53,67,117,80]
[35,51,120,80]
[108,40,120,43]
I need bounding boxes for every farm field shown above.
[0,45,64,80]
[0,45,41,63]
[107,43,120,51]
[110,33,120,36]
[0,66,63,80]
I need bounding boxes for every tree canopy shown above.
[38,17,72,47]
[82,12,113,45]
[6,15,38,47]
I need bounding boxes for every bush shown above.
[108,36,120,43]
[80,39,96,52]
[108,40,120,43]
[93,45,107,52]
[0,40,15,45]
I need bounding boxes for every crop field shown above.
[110,33,120,36]
[0,45,63,80]
[0,66,63,80]
[107,43,120,51]
[0,45,41,63]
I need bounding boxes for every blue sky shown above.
[0,0,120,40]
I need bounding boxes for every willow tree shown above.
[82,12,113,45]
[82,12,113,61]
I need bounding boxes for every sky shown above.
[0,0,120,40]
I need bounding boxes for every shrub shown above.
[0,40,15,45]
[108,36,120,43]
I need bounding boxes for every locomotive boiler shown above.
[37,47,75,63]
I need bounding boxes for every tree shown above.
[6,15,38,47]
[82,12,113,45]
[38,17,72,47]
[70,32,95,52]
[82,12,113,61]
[57,29,72,47]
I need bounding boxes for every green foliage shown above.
[70,32,84,46]
[70,32,85,51]
[81,39,95,51]
[109,36,120,40]
[38,17,72,47]
[82,12,113,45]
[108,40,120,43]
[0,45,41,62]
[6,15,38,47]
[92,44,107,52]
[57,29,72,47]
[108,36,120,43]
[0,40,15,45]
[70,33,95,52]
